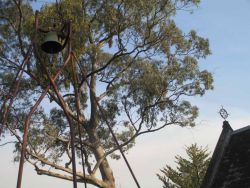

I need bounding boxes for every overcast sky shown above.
[2,0,250,187]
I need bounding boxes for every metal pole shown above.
[16,54,72,188]
[39,55,78,188]
[0,47,32,136]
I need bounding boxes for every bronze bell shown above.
[41,31,63,54]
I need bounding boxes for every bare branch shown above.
[0,141,17,147]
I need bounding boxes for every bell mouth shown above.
[41,41,63,54]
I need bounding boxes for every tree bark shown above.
[87,46,116,188]
[88,129,116,188]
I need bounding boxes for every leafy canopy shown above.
[0,0,213,187]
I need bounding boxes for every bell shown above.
[41,31,63,54]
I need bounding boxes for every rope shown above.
[71,56,87,188]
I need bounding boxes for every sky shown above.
[2,0,250,187]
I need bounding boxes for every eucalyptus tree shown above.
[0,0,213,187]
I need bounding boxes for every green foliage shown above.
[0,0,213,187]
[157,144,211,188]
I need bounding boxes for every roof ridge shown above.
[232,125,250,135]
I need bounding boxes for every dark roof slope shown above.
[201,121,250,188]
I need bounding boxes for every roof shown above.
[201,121,250,188]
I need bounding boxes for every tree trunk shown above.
[87,48,115,187]
[88,129,116,188]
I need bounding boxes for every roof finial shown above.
[219,106,229,120]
